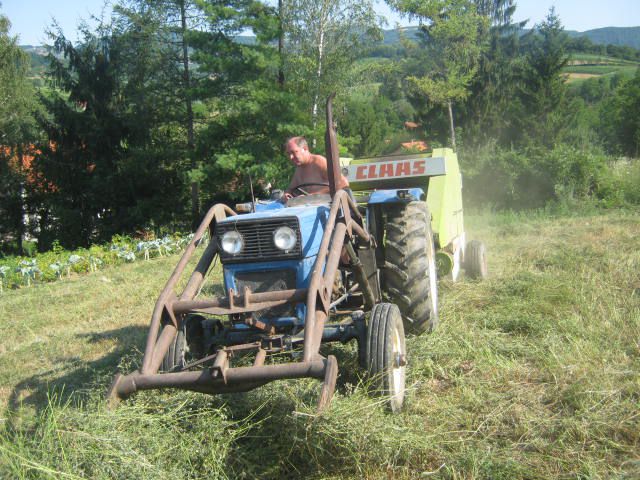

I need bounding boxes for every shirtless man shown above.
[282,136,349,201]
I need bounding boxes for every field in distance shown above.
[564,53,639,83]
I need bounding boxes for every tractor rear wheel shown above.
[382,201,438,335]
[366,303,406,413]
[464,240,488,280]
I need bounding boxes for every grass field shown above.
[563,54,639,84]
[569,53,639,66]
[0,208,639,479]
[564,65,639,76]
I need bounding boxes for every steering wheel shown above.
[291,182,330,197]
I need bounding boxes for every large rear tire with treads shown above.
[382,201,438,335]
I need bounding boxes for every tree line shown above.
[1,0,639,254]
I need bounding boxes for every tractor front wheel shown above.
[161,315,205,372]
[366,303,406,413]
[161,328,186,372]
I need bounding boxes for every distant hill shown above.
[21,25,640,60]
[381,27,419,45]
[381,26,640,50]
[566,27,640,50]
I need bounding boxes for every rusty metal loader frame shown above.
[107,95,376,410]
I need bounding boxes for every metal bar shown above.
[303,193,347,362]
[172,288,307,316]
[211,350,228,380]
[149,323,178,374]
[141,204,235,374]
[323,223,347,289]
[345,192,365,222]
[350,220,369,243]
[345,243,375,310]
[180,240,217,301]
[294,324,359,344]
[112,360,327,398]
[325,93,341,198]
[330,282,361,310]
[254,349,266,366]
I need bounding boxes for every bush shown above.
[596,158,640,207]
[461,145,637,209]
[0,232,195,291]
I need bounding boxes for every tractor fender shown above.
[367,188,425,205]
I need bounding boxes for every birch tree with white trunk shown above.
[283,0,381,140]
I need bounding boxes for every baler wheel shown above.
[382,201,438,335]
[366,303,406,413]
[464,240,488,280]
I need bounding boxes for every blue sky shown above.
[3,0,640,46]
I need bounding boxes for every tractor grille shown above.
[235,270,297,318]
[215,217,302,264]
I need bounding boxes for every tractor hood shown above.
[215,202,330,259]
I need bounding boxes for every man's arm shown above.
[281,168,300,202]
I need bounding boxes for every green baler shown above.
[341,147,487,282]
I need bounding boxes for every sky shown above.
[2,0,640,46]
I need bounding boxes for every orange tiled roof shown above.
[401,140,429,152]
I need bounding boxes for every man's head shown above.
[285,136,311,167]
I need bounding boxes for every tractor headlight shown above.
[221,231,244,255]
[273,226,297,251]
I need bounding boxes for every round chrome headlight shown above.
[273,226,297,251]
[221,231,244,255]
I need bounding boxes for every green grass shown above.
[0,208,639,478]
[563,55,639,84]
[564,64,638,75]
[569,53,639,66]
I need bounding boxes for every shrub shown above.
[0,232,195,291]
[461,145,637,209]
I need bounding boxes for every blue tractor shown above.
[107,95,459,412]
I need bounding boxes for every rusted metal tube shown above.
[323,223,347,289]
[345,243,375,310]
[141,204,235,374]
[180,240,217,301]
[148,323,178,374]
[181,204,234,301]
[303,194,348,362]
[172,288,308,315]
[254,349,266,366]
[112,360,327,399]
[350,220,369,243]
[344,192,364,221]
[325,93,341,198]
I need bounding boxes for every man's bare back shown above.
[284,137,349,198]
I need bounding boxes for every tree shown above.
[192,1,309,202]
[33,23,183,249]
[459,0,525,147]
[114,0,207,229]
[0,4,38,254]
[338,91,401,157]
[600,70,640,157]
[115,0,287,212]
[388,0,487,150]
[515,8,569,148]
[283,0,381,141]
